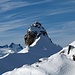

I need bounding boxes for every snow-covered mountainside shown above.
[0,22,62,75]
[0,43,23,59]
[3,41,75,75]
[21,21,62,56]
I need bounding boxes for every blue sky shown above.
[0,0,75,47]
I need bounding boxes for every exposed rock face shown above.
[24,22,50,46]
[68,45,75,54]
[24,31,37,46]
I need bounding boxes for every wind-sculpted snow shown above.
[2,41,75,75]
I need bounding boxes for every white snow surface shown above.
[19,34,61,57]
[30,37,40,47]
[0,48,14,59]
[0,35,62,75]
[18,46,29,53]
[18,21,61,55]
[2,41,75,75]
[29,22,46,34]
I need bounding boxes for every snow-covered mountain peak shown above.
[0,22,62,75]
[23,22,62,56]
[24,22,51,46]
[30,21,47,35]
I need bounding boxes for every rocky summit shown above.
[24,21,51,46]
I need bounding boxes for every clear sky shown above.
[0,0,75,47]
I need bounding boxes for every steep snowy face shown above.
[23,22,62,56]
[24,22,52,46]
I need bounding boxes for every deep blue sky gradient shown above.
[0,0,75,47]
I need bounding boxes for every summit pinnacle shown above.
[24,22,50,46]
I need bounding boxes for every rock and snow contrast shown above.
[23,21,62,56]
[3,22,75,75]
[0,22,62,75]
[2,41,75,75]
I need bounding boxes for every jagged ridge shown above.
[0,43,23,58]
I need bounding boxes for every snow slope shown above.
[0,35,61,75]
[21,21,62,56]
[3,41,75,75]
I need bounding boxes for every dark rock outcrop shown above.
[68,45,74,54]
[24,31,37,46]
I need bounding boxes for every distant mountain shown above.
[3,41,75,75]
[0,22,62,75]
[9,43,23,52]
[0,43,23,59]
[0,45,8,48]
